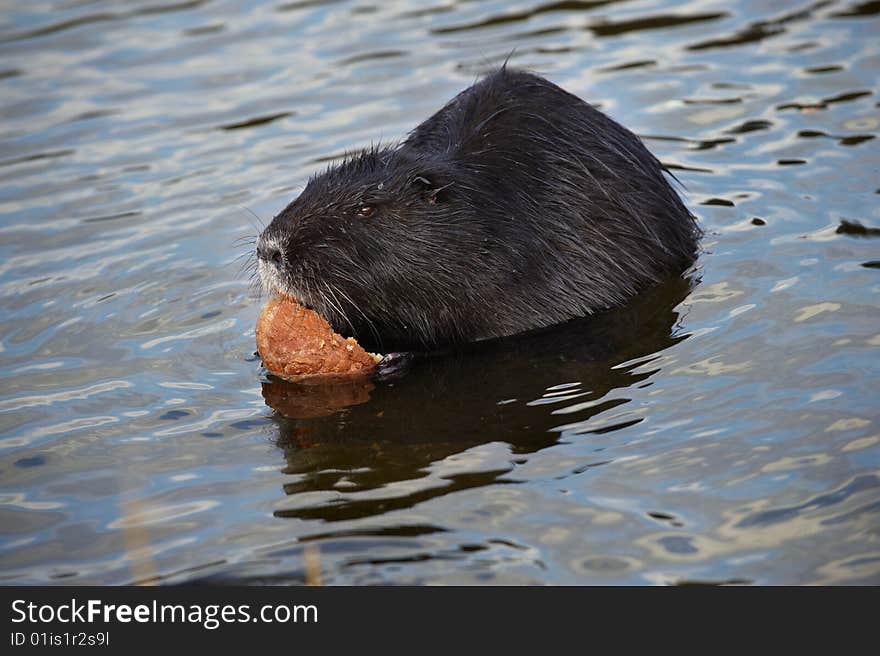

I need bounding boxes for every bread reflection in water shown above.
[261,377,376,420]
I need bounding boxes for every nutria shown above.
[256,67,700,352]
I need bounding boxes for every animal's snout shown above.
[256,236,284,267]
[256,233,289,296]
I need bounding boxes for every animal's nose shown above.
[256,238,284,266]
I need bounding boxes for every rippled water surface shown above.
[1,0,878,585]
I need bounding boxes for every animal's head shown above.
[257,147,477,350]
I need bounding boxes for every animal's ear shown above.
[410,172,453,204]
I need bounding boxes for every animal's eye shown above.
[356,205,375,218]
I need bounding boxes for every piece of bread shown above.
[256,297,380,380]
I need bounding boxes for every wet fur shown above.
[257,67,701,351]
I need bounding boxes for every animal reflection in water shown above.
[260,276,696,523]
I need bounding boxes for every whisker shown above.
[231,234,257,248]
[240,205,267,233]
[333,283,382,350]
[323,281,356,337]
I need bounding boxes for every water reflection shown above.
[264,276,695,522]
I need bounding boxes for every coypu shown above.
[256,66,700,352]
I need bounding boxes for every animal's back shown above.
[399,68,700,339]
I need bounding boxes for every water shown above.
[1,0,878,585]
